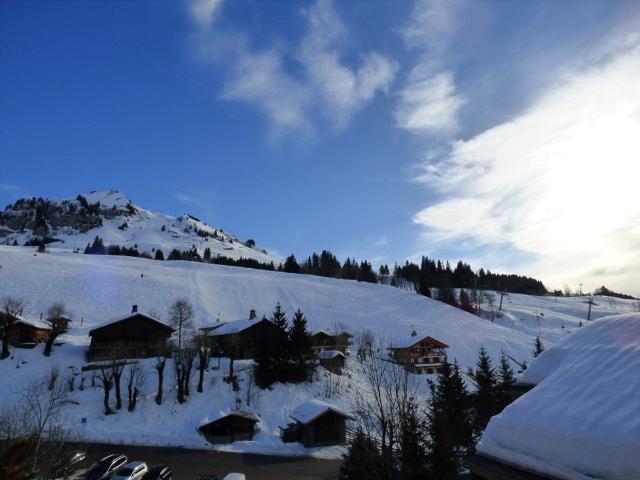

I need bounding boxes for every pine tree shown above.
[533,336,545,358]
[154,249,164,260]
[399,396,427,479]
[270,302,289,380]
[496,351,516,390]
[253,323,277,388]
[283,254,300,273]
[426,361,473,480]
[339,431,382,480]
[472,346,497,431]
[288,309,313,382]
[458,288,474,314]
[203,247,211,261]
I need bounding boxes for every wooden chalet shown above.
[310,330,353,355]
[280,400,354,447]
[4,316,50,346]
[318,350,346,375]
[206,310,282,359]
[388,333,449,374]
[87,306,173,360]
[198,410,259,444]
[469,454,560,480]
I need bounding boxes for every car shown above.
[112,462,149,480]
[222,474,246,480]
[142,464,173,480]
[82,454,128,480]
[195,476,219,480]
[50,450,87,478]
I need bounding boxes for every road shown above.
[74,442,341,480]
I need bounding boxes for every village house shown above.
[206,309,282,359]
[198,410,259,444]
[5,316,50,346]
[318,349,346,375]
[87,305,174,360]
[388,332,449,374]
[309,330,353,355]
[280,400,354,447]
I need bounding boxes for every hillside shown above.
[0,190,276,264]
[0,246,636,457]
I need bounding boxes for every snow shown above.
[13,316,50,330]
[477,313,640,480]
[1,190,277,265]
[289,400,353,425]
[88,311,172,333]
[389,334,449,349]
[0,246,637,459]
[317,350,345,359]
[207,318,265,336]
[199,410,259,427]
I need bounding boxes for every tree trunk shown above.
[197,364,205,393]
[177,377,184,404]
[114,374,122,410]
[43,336,55,357]
[103,386,114,415]
[155,369,163,405]
[1,335,9,359]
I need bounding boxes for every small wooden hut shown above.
[87,306,173,360]
[280,400,353,447]
[206,311,283,359]
[5,316,50,345]
[318,350,346,375]
[198,410,259,444]
[310,330,353,355]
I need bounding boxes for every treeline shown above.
[280,250,378,283]
[594,285,637,300]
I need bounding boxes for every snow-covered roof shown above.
[289,400,353,425]
[207,317,269,336]
[311,329,353,338]
[199,409,259,428]
[13,316,50,330]
[200,321,228,331]
[389,334,449,349]
[89,311,173,334]
[318,350,345,359]
[477,313,640,480]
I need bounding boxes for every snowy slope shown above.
[0,246,634,457]
[477,313,640,479]
[0,190,276,264]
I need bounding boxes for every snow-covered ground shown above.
[0,246,637,458]
[477,313,640,480]
[0,190,276,264]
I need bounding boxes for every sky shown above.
[1,0,639,295]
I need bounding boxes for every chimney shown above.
[249,309,257,320]
[410,329,417,337]
[131,304,138,313]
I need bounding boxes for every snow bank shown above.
[477,313,640,479]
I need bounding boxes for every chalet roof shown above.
[89,312,173,335]
[389,335,449,350]
[199,321,228,332]
[13,316,50,330]
[311,329,353,338]
[318,350,346,359]
[198,410,259,428]
[207,317,271,336]
[289,400,354,425]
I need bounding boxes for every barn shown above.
[87,306,173,360]
[198,410,259,444]
[206,310,283,359]
[280,400,354,447]
[5,316,50,346]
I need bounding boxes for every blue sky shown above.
[1,0,639,294]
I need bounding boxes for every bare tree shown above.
[21,376,75,476]
[484,293,496,321]
[355,329,375,362]
[174,342,196,404]
[110,357,127,410]
[126,363,145,412]
[169,298,193,351]
[96,363,115,415]
[43,302,70,357]
[195,334,210,393]
[1,296,24,359]
[563,284,573,297]
[154,356,167,406]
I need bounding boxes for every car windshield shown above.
[118,467,134,475]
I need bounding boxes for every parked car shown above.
[196,476,219,480]
[112,462,149,480]
[222,474,246,480]
[50,450,87,478]
[142,464,173,480]
[82,454,128,480]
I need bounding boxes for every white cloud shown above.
[189,0,223,30]
[413,41,640,293]
[298,0,397,128]
[396,0,466,134]
[187,0,395,136]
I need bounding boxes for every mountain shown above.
[0,190,276,264]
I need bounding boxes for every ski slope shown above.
[0,246,636,457]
